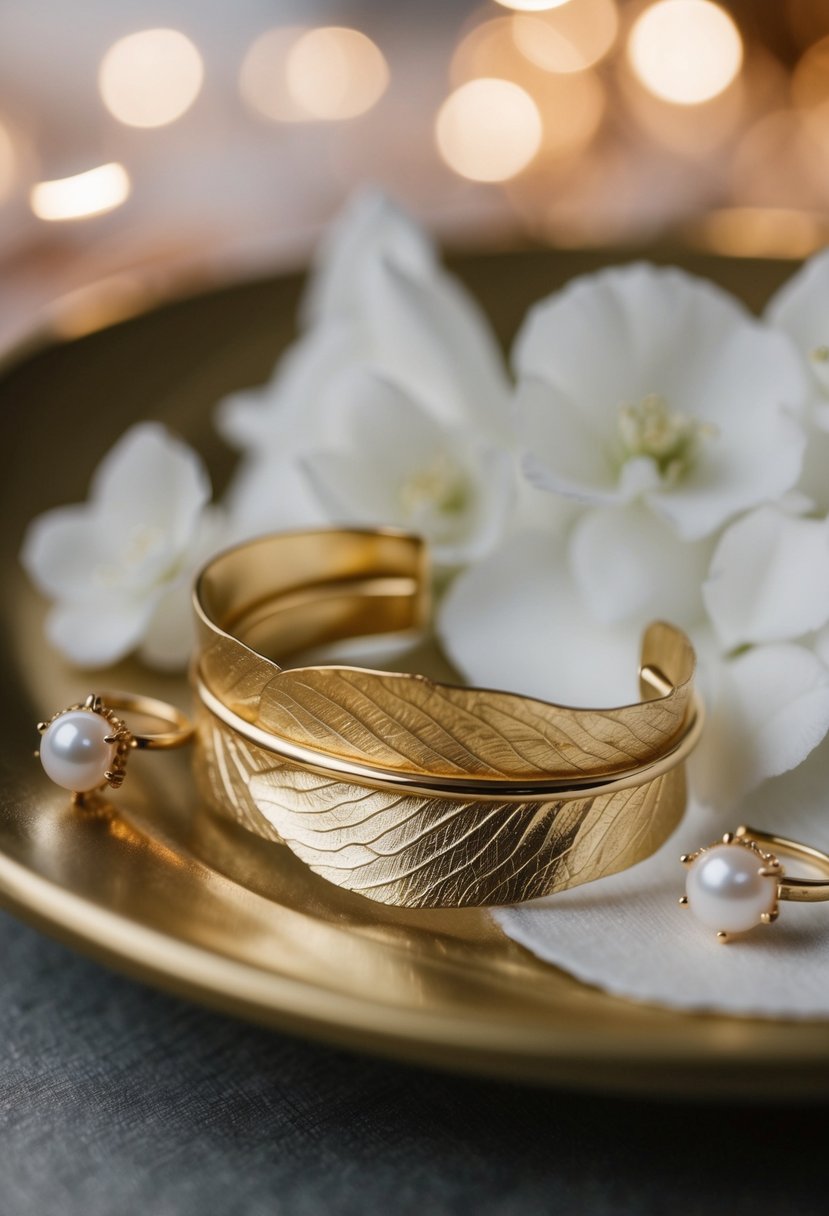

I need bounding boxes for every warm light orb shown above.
[451,18,516,87]
[512,0,618,74]
[30,163,130,222]
[0,120,16,202]
[793,37,829,156]
[689,208,828,260]
[536,70,605,159]
[99,29,204,128]
[436,78,542,182]
[628,0,743,106]
[239,27,307,122]
[285,27,389,120]
[495,0,573,10]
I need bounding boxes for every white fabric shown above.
[496,735,829,1017]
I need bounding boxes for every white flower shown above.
[220,326,355,537]
[301,187,435,327]
[438,530,643,709]
[301,367,513,566]
[568,502,714,629]
[767,247,829,513]
[767,247,829,425]
[515,264,807,540]
[439,263,825,812]
[299,190,509,437]
[21,422,222,670]
[692,499,829,808]
[689,641,829,810]
[218,191,512,543]
[704,506,829,651]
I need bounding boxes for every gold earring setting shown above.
[679,828,780,943]
[36,691,193,803]
[37,694,133,797]
[679,824,829,942]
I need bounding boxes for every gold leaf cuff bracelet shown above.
[192,529,703,909]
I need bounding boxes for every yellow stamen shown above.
[618,393,717,483]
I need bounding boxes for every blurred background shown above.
[2,0,829,350]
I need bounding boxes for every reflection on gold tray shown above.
[1,247,827,1100]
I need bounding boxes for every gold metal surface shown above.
[192,532,701,906]
[741,825,829,904]
[2,249,829,1096]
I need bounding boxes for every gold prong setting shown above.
[36,694,134,796]
[680,826,783,941]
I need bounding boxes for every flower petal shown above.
[766,246,829,402]
[140,578,195,670]
[513,263,752,430]
[570,503,712,628]
[301,368,513,566]
[437,530,641,707]
[518,378,622,505]
[91,422,211,550]
[361,256,510,436]
[216,324,357,452]
[793,417,829,516]
[224,453,330,540]
[644,326,807,540]
[141,505,228,669]
[45,596,156,669]
[20,505,119,600]
[302,190,436,327]
[704,507,829,650]
[691,642,829,810]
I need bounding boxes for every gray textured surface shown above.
[0,911,827,1215]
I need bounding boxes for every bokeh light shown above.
[688,207,829,259]
[495,0,574,10]
[285,27,389,120]
[618,46,754,158]
[512,0,618,74]
[436,78,542,182]
[451,18,517,87]
[0,120,16,202]
[535,70,605,159]
[731,109,824,211]
[99,29,204,128]
[30,163,130,222]
[628,0,743,106]
[793,36,829,157]
[239,27,307,122]
[450,16,605,168]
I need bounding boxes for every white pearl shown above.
[40,710,116,793]
[686,843,777,935]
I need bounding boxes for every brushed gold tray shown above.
[2,247,827,1099]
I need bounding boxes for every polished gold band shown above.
[738,826,829,903]
[191,529,702,908]
[96,692,194,749]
